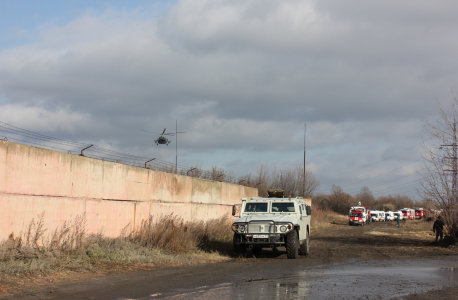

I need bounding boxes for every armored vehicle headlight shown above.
[287,225,292,229]
[280,225,287,232]
[239,225,246,232]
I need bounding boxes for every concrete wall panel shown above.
[0,141,7,193]
[211,181,223,205]
[150,171,192,203]
[85,199,135,237]
[191,178,213,204]
[85,157,104,199]
[191,203,233,221]
[150,202,193,223]
[222,183,244,206]
[0,194,86,240]
[133,202,152,230]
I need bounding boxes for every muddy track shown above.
[1,220,457,299]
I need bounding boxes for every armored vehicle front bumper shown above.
[232,221,294,245]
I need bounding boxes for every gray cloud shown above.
[0,0,456,197]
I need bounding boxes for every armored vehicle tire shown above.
[233,233,246,257]
[286,230,299,259]
[299,230,309,256]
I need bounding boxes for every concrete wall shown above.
[0,141,258,240]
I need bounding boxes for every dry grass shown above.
[364,221,436,240]
[0,213,233,279]
[130,214,234,253]
[311,208,348,229]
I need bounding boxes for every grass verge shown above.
[0,213,234,288]
[311,208,348,228]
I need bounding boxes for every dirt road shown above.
[2,220,457,299]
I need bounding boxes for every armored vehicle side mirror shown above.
[232,205,236,216]
[306,206,312,216]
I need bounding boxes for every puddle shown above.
[126,259,458,300]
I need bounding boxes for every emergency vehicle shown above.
[385,211,395,221]
[414,208,424,219]
[370,210,383,222]
[401,208,415,220]
[348,202,370,226]
[393,211,403,220]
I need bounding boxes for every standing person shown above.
[397,215,401,228]
[433,216,445,242]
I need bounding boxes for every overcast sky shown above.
[1,0,457,199]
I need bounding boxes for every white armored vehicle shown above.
[231,189,311,259]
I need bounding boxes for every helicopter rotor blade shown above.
[140,130,161,135]
[162,128,166,135]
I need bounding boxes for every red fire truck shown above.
[401,208,415,220]
[349,202,371,226]
[414,208,424,219]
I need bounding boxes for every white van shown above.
[385,211,395,221]
[393,211,403,220]
[370,210,379,222]
[370,210,384,222]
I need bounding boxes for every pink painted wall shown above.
[0,141,258,240]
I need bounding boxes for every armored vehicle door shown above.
[298,203,308,241]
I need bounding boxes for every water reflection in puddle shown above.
[134,260,458,300]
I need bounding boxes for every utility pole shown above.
[176,120,177,174]
[442,120,457,201]
[304,123,306,197]
[175,120,186,174]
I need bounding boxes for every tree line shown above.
[311,185,421,215]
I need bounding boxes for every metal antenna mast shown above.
[304,123,306,197]
[175,120,186,174]
[176,120,178,174]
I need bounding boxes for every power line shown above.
[340,159,421,188]
[331,139,428,178]
[373,183,420,197]
[371,179,419,195]
[344,172,416,193]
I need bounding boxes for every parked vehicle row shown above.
[366,207,426,223]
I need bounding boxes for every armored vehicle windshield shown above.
[244,202,268,213]
[272,202,295,212]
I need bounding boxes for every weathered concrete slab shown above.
[151,171,193,204]
[0,141,7,193]
[0,194,86,240]
[86,199,135,237]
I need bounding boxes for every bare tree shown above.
[356,186,375,207]
[254,163,320,198]
[330,184,344,214]
[255,163,272,197]
[419,95,458,238]
[295,165,320,198]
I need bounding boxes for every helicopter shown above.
[141,128,185,145]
